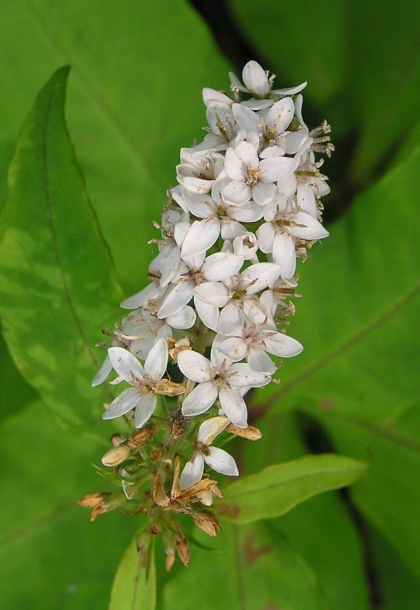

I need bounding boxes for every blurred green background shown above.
[1,1,419,608]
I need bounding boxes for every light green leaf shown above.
[0,1,231,292]
[216,454,368,524]
[0,66,124,428]
[109,537,156,610]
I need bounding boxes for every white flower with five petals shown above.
[103,339,176,429]
[177,346,270,428]
[179,416,239,495]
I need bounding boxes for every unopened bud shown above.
[77,492,108,508]
[101,444,130,466]
[128,424,158,447]
[111,433,126,447]
[165,548,176,572]
[171,410,188,439]
[175,535,190,567]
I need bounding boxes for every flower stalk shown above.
[79,60,333,567]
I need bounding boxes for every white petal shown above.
[92,354,113,387]
[202,87,232,107]
[134,393,157,428]
[241,262,281,293]
[197,416,230,445]
[229,201,265,223]
[288,211,329,240]
[260,330,303,358]
[194,296,219,331]
[215,336,247,362]
[108,347,145,383]
[194,281,229,306]
[217,302,244,336]
[227,363,271,388]
[166,305,196,329]
[179,453,205,491]
[232,103,259,132]
[260,156,297,183]
[158,281,195,319]
[120,283,165,309]
[102,388,140,420]
[181,381,218,416]
[256,223,275,253]
[202,252,243,282]
[218,385,248,428]
[247,346,277,374]
[297,183,318,218]
[242,61,270,96]
[222,180,251,205]
[251,181,277,206]
[183,192,215,219]
[177,351,213,383]
[205,447,239,477]
[235,141,259,168]
[266,97,294,133]
[144,337,168,381]
[272,233,296,279]
[181,219,220,258]
[224,147,246,181]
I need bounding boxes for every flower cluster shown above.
[79,61,333,568]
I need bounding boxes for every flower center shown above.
[245,167,261,186]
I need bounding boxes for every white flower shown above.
[194,262,281,335]
[177,346,270,428]
[179,178,264,258]
[229,60,307,99]
[223,141,296,206]
[157,251,243,320]
[257,210,329,279]
[176,149,225,194]
[179,416,238,492]
[215,322,303,374]
[102,339,169,428]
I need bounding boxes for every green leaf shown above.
[257,145,420,425]
[163,522,328,610]
[0,66,124,428]
[242,411,369,610]
[0,401,136,609]
[366,525,420,610]
[216,454,368,524]
[0,1,231,292]
[109,537,156,610]
[315,413,420,579]
[230,0,420,183]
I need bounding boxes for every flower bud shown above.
[128,424,158,447]
[175,534,190,567]
[101,444,130,466]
